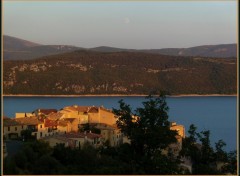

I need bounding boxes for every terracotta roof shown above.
[74,106,90,112]
[47,112,64,120]
[3,117,22,126]
[15,116,42,125]
[44,119,58,127]
[88,107,99,113]
[63,105,99,113]
[99,106,113,113]
[60,109,72,113]
[34,109,58,115]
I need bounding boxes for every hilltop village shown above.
[3,104,185,154]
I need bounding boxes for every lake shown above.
[3,96,237,152]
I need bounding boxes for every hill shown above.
[91,44,237,58]
[3,50,237,95]
[142,44,237,58]
[3,35,237,60]
[3,35,41,50]
[3,35,82,60]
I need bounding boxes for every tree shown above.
[21,129,35,141]
[113,93,182,174]
[32,155,64,174]
[181,124,237,175]
[79,123,101,134]
[3,157,19,175]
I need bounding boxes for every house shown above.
[61,132,102,148]
[32,109,58,119]
[3,117,27,139]
[47,112,65,121]
[44,118,59,135]
[59,105,89,124]
[15,112,33,118]
[42,132,102,149]
[93,123,123,147]
[170,122,185,138]
[41,136,77,148]
[60,105,117,125]
[88,106,117,125]
[57,120,68,134]
[161,122,186,157]
[62,118,80,132]
[14,116,58,139]
[58,105,117,133]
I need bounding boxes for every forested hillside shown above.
[3,50,237,95]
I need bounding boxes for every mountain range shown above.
[3,35,237,60]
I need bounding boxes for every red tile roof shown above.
[42,109,58,115]
[35,109,58,115]
[88,107,99,113]
[44,119,58,127]
[47,112,64,120]
[3,117,22,126]
[14,116,42,125]
[64,105,100,113]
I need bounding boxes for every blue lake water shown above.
[3,96,237,152]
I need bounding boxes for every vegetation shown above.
[3,50,237,95]
[79,123,101,134]
[21,129,36,141]
[3,95,237,174]
[180,124,237,174]
[113,93,184,174]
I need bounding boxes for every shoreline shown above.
[2,94,237,98]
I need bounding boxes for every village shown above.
[3,105,185,154]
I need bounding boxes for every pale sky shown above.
[3,1,238,49]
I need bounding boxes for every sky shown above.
[3,1,238,49]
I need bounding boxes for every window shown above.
[8,127,10,131]
[22,125,24,129]
[40,125,42,128]
[15,127,17,131]
[40,132,42,137]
